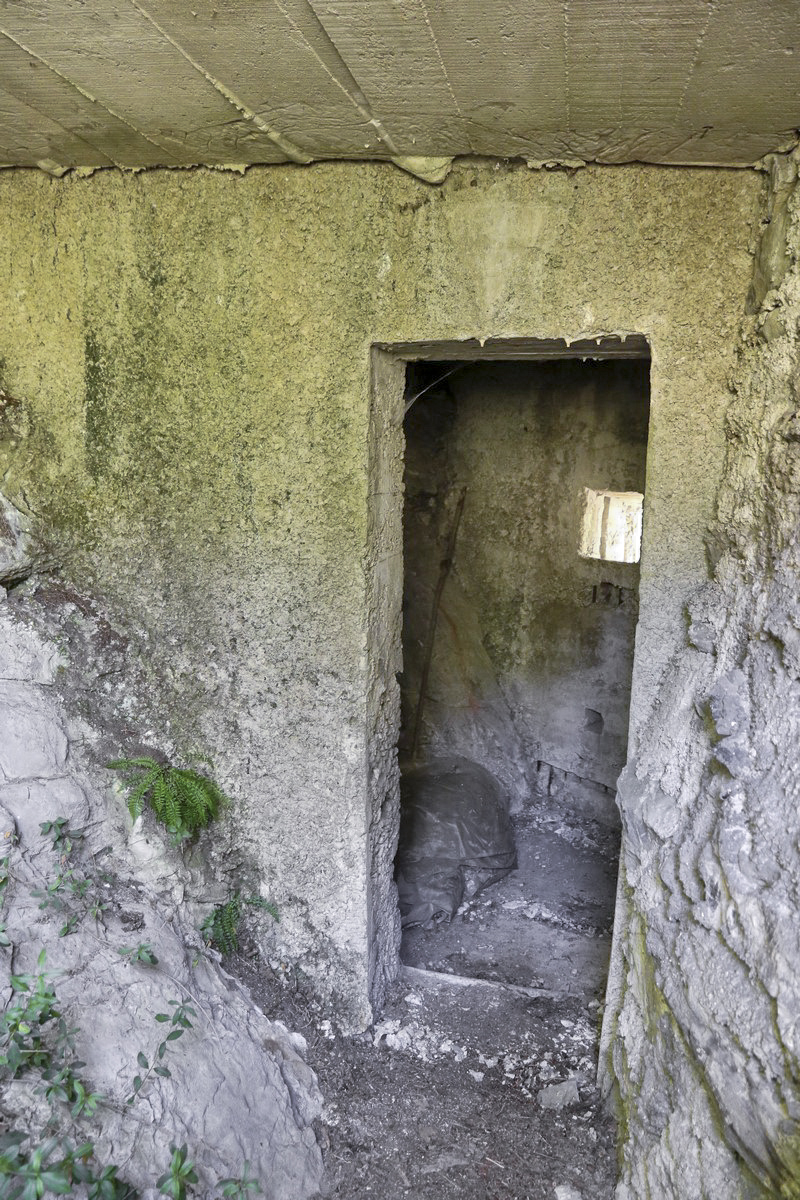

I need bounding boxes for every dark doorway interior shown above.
[396,356,651,999]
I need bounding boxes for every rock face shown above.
[609,151,800,1198]
[0,595,324,1199]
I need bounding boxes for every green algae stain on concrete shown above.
[0,161,761,1033]
[84,330,117,481]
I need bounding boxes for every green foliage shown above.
[156,1145,197,1200]
[0,767,272,1196]
[39,820,84,858]
[217,1161,262,1198]
[0,952,61,1079]
[201,897,241,955]
[42,1067,104,1120]
[32,822,108,938]
[32,868,108,938]
[117,943,158,966]
[0,1134,136,1200]
[106,758,226,841]
[128,1001,196,1104]
[0,952,105,1126]
[201,893,279,956]
[86,1164,138,1200]
[0,1133,81,1198]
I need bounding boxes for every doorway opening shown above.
[390,342,651,1002]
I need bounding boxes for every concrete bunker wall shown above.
[0,162,758,1068]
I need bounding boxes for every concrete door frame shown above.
[366,336,651,1033]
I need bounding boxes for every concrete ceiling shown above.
[0,1,798,177]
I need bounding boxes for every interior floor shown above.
[400,793,619,1001]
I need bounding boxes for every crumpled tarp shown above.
[396,756,517,928]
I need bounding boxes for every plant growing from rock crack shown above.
[0,793,268,1197]
[0,951,62,1078]
[32,821,109,938]
[128,1001,196,1105]
[40,819,84,858]
[201,893,279,956]
[106,758,226,842]
[0,856,11,950]
[0,1132,90,1199]
[0,951,104,1122]
[156,1144,197,1200]
[117,942,158,966]
[0,1132,135,1200]
[217,1161,262,1198]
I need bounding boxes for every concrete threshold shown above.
[399,962,559,1001]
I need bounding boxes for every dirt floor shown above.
[234,793,621,1199]
[401,802,619,997]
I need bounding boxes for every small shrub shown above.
[128,1001,196,1105]
[0,951,61,1078]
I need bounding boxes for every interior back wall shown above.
[448,360,649,794]
[0,161,758,1037]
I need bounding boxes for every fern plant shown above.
[106,758,226,841]
[201,894,279,956]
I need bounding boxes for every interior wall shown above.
[400,373,534,809]
[459,361,647,796]
[401,359,649,817]
[0,162,759,1045]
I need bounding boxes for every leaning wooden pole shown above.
[409,486,468,764]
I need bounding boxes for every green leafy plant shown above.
[156,1145,197,1200]
[106,758,226,841]
[128,1001,196,1104]
[117,943,158,966]
[86,1163,138,1200]
[32,869,108,939]
[0,952,61,1079]
[39,820,84,858]
[0,1133,81,1198]
[201,894,279,956]
[0,1134,135,1200]
[32,822,108,938]
[42,1066,104,1120]
[217,1161,262,1198]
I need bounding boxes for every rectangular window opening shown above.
[580,487,644,563]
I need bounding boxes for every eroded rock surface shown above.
[0,594,323,1199]
[611,151,800,1199]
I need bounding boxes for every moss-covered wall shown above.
[0,161,759,1029]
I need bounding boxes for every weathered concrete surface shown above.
[608,152,800,1198]
[0,161,758,1026]
[401,359,648,812]
[0,2,797,170]
[0,593,324,1198]
[447,361,647,794]
[400,379,533,809]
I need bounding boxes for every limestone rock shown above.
[538,1078,579,1110]
[0,603,324,1199]
[0,494,34,586]
[610,155,800,1198]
